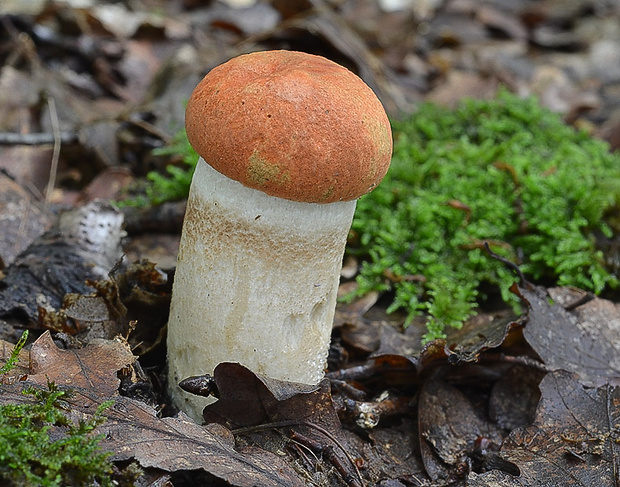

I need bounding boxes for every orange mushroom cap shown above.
[185,50,393,203]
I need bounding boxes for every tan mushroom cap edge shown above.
[185,50,393,203]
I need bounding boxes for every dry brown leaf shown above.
[202,363,367,485]
[203,362,337,428]
[489,365,544,431]
[364,418,427,483]
[468,469,527,486]
[418,379,505,481]
[518,285,620,386]
[101,396,307,487]
[28,330,134,396]
[446,312,524,363]
[372,320,425,358]
[499,370,620,486]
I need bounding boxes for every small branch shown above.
[290,430,363,487]
[480,353,552,373]
[563,292,595,311]
[45,97,61,205]
[124,118,172,145]
[341,394,412,429]
[0,131,78,146]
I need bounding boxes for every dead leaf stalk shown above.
[0,131,78,145]
[480,353,553,373]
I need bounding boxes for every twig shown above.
[290,430,363,487]
[1,16,41,68]
[483,241,526,286]
[0,132,77,146]
[124,118,172,145]
[342,395,412,429]
[480,353,553,372]
[563,292,595,311]
[45,97,61,205]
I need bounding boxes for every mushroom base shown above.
[167,160,357,421]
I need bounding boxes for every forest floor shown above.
[1,1,620,486]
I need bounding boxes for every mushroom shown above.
[167,50,392,420]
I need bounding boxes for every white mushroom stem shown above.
[167,159,357,421]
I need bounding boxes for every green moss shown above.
[0,381,117,486]
[351,89,620,341]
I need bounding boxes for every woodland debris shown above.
[0,201,124,327]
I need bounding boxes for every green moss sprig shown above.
[0,330,28,375]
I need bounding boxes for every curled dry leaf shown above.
[202,363,368,486]
[446,312,524,364]
[203,362,338,428]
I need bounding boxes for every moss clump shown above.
[350,89,620,340]
[0,381,116,487]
